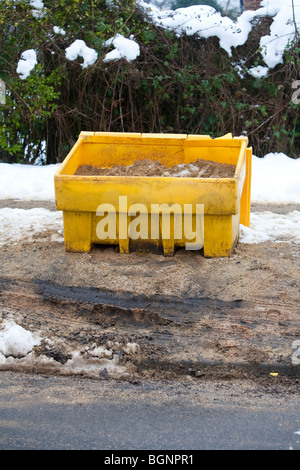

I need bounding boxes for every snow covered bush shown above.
[0,0,299,164]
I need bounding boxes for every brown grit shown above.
[74,158,236,178]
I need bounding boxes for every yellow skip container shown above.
[54,132,252,257]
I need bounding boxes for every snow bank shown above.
[242,152,300,244]
[251,153,300,204]
[0,163,59,201]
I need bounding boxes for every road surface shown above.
[0,371,299,450]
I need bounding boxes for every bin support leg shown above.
[162,237,175,256]
[161,213,175,256]
[118,214,130,254]
[63,211,92,252]
[203,215,234,258]
[119,238,130,254]
[240,148,252,227]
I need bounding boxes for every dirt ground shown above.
[0,200,299,386]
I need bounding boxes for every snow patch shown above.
[240,211,300,245]
[0,321,41,361]
[138,0,300,71]
[248,65,269,78]
[0,208,63,247]
[0,163,59,201]
[29,0,46,19]
[29,0,44,9]
[251,153,300,204]
[104,34,140,62]
[53,26,66,36]
[65,39,98,68]
[0,320,139,379]
[259,2,300,69]
[16,49,38,79]
[123,342,140,355]
[63,349,129,378]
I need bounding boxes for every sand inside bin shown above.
[74,158,236,178]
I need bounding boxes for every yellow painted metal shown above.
[54,132,252,257]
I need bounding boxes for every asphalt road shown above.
[0,371,299,451]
